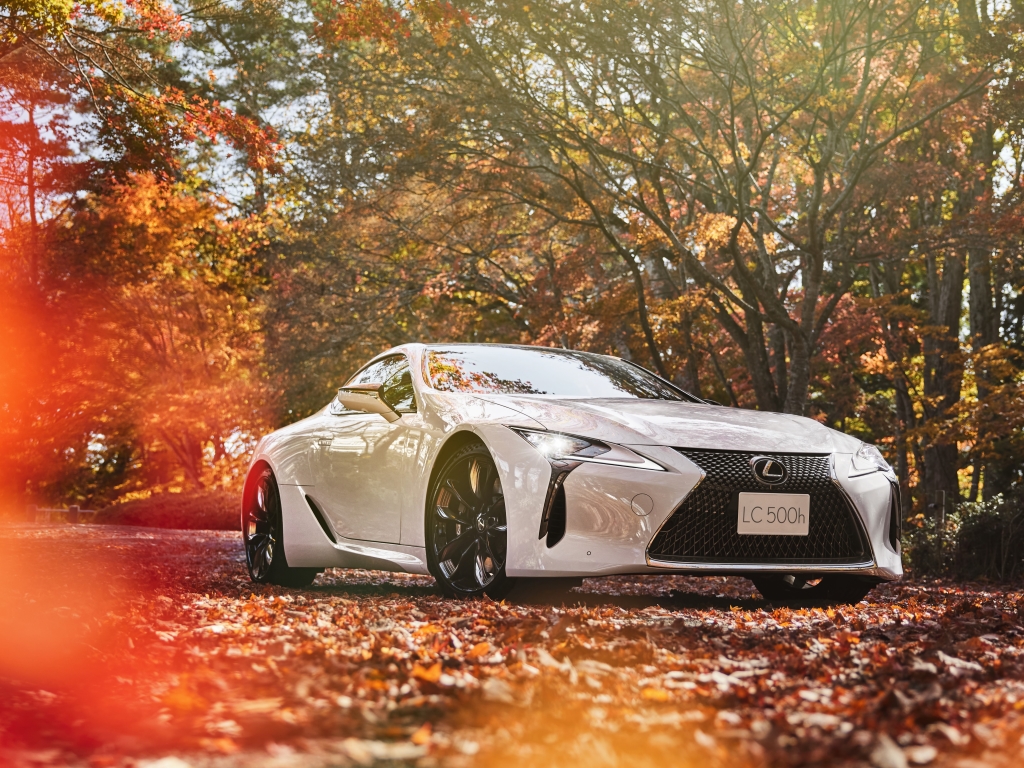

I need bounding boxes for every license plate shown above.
[737,492,810,535]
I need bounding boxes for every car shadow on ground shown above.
[509,582,768,611]
[308,571,771,611]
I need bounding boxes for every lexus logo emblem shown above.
[751,456,788,485]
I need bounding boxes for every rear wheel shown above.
[751,574,877,605]
[243,466,320,588]
[427,443,514,599]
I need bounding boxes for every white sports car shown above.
[242,343,902,603]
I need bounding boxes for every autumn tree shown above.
[421,0,994,417]
[1,0,279,174]
[2,174,274,506]
[5,0,1024,514]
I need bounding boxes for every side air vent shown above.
[538,470,569,547]
[305,495,337,544]
[888,481,902,553]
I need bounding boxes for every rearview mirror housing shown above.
[336,383,401,423]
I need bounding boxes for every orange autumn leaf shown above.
[412,662,442,683]
[641,688,670,702]
[410,722,432,745]
[467,641,491,658]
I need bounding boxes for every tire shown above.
[242,466,321,588]
[426,442,514,599]
[750,574,878,606]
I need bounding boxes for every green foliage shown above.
[2,0,77,41]
[904,492,1024,581]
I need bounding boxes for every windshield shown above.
[425,346,693,400]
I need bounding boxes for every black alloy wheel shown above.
[242,466,320,588]
[751,574,877,606]
[427,443,513,598]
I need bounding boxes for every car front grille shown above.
[647,449,871,565]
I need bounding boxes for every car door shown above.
[310,354,423,543]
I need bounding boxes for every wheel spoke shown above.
[784,575,807,590]
[481,533,504,571]
[450,537,480,583]
[263,537,274,566]
[251,534,269,576]
[252,492,268,522]
[474,548,490,587]
[473,462,493,503]
[247,511,268,533]
[439,529,477,564]
[444,478,478,513]
[436,503,471,526]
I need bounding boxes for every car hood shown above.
[471,395,860,454]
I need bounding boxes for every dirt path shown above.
[2,524,1023,768]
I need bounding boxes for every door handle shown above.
[316,436,333,447]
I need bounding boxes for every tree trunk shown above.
[873,254,918,511]
[26,101,39,287]
[677,307,702,397]
[783,331,812,416]
[966,106,997,496]
[770,325,789,407]
[921,252,965,511]
[742,308,782,412]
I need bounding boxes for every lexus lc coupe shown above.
[242,344,902,604]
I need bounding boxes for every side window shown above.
[380,366,416,412]
[349,355,408,387]
[330,354,416,415]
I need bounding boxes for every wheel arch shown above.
[241,458,274,521]
[423,428,491,523]
[423,426,517,597]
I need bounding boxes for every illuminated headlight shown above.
[510,428,610,460]
[851,442,892,474]
[509,427,664,471]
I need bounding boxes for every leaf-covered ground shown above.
[2,525,1023,768]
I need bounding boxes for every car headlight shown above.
[510,428,610,459]
[509,427,664,470]
[851,442,892,475]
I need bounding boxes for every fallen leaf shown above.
[410,722,432,745]
[412,662,442,683]
[468,641,491,658]
[642,687,670,702]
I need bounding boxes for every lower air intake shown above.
[647,449,870,565]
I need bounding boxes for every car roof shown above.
[422,342,619,359]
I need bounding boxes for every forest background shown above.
[1,0,1023,557]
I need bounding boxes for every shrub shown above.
[95,489,239,530]
[903,490,1024,581]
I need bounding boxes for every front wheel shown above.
[426,442,514,599]
[242,466,320,588]
[750,574,878,606]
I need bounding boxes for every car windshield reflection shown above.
[425,346,694,401]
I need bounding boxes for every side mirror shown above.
[336,383,402,423]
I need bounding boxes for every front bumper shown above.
[479,424,902,581]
